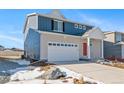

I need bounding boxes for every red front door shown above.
[83,43,87,56]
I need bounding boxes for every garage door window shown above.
[65,44,67,46]
[48,43,52,46]
[57,43,60,46]
[61,44,64,46]
[53,43,56,46]
[48,43,78,47]
[75,45,78,47]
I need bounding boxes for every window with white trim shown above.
[53,20,63,32]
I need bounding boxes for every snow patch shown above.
[10,67,45,81]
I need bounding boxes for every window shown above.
[74,24,78,28]
[53,43,56,46]
[57,43,60,46]
[61,44,64,46]
[116,33,122,42]
[53,20,63,32]
[79,25,82,29]
[65,44,67,46]
[82,25,86,30]
[75,45,78,47]
[48,43,52,46]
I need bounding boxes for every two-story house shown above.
[23,10,105,63]
[104,31,124,59]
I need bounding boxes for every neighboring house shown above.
[11,48,24,52]
[104,31,124,59]
[23,10,105,62]
[0,45,4,51]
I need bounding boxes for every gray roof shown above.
[104,31,124,35]
[115,41,124,45]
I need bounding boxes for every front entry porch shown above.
[81,27,105,60]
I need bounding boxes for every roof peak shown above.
[47,9,66,20]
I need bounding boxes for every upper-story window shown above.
[116,33,122,42]
[53,20,63,32]
[121,34,124,41]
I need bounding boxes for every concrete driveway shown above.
[60,62,124,84]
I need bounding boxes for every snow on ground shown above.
[10,67,45,81]
[9,59,30,65]
[6,65,104,84]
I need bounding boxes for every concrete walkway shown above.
[60,62,124,84]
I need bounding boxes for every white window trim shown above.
[53,20,63,32]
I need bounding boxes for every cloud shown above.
[0,34,23,44]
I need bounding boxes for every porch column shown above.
[87,37,91,59]
[101,40,104,58]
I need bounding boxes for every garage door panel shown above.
[48,42,79,61]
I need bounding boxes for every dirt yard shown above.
[0,50,23,59]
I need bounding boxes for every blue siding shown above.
[104,41,122,58]
[24,28,40,60]
[64,22,92,36]
[38,16,93,36]
[38,16,52,31]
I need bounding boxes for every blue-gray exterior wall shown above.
[38,16,93,36]
[104,41,122,58]
[64,22,92,36]
[24,28,40,60]
[38,16,52,32]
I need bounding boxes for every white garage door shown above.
[48,42,79,61]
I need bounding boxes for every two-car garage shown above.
[48,42,79,62]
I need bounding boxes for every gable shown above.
[82,27,105,40]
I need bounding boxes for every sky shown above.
[0,9,124,49]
